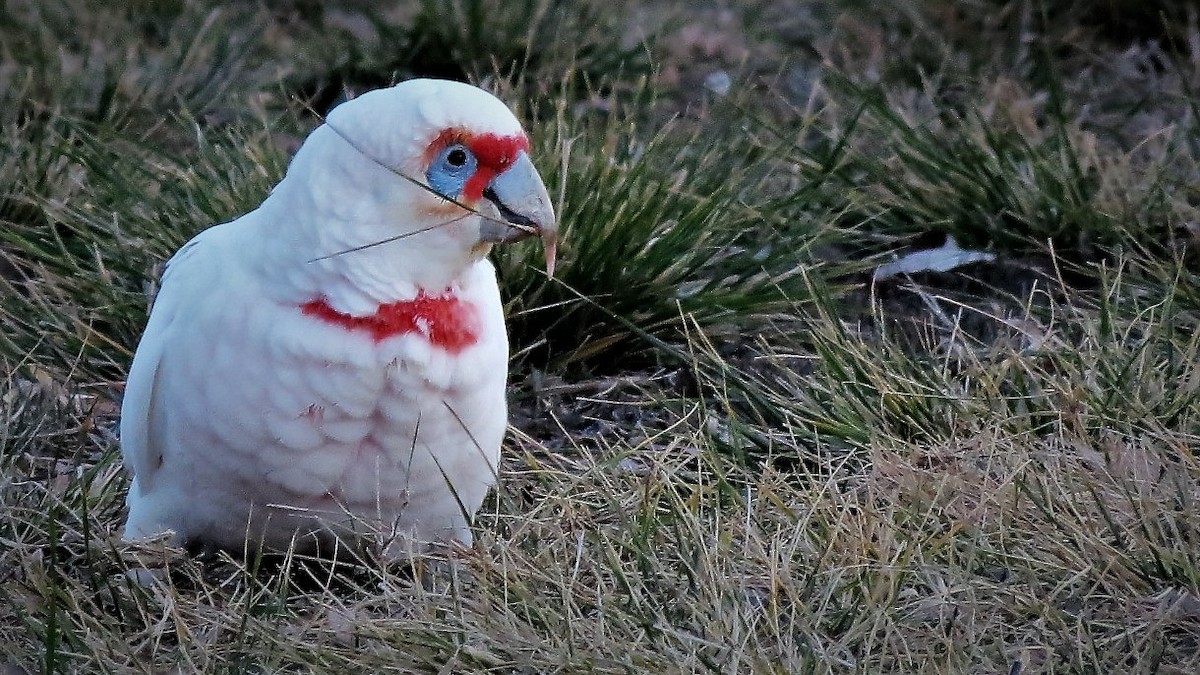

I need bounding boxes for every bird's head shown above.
[268,79,556,308]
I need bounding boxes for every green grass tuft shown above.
[500,86,849,369]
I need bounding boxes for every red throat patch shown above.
[301,292,480,353]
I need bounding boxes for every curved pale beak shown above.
[480,152,558,277]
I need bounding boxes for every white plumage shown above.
[120,79,556,556]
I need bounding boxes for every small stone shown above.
[704,71,732,96]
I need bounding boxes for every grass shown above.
[498,85,843,368]
[2,0,1199,672]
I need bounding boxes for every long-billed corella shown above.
[119,79,556,557]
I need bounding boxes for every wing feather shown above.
[119,234,208,494]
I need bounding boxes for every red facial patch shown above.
[301,292,480,353]
[425,128,530,201]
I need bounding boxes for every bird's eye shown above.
[447,147,468,167]
[426,144,478,198]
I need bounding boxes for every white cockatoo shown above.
[119,79,556,557]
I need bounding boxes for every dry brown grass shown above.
[4,271,1198,672]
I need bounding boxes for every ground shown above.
[1,0,1199,672]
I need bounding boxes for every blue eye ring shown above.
[427,144,477,198]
